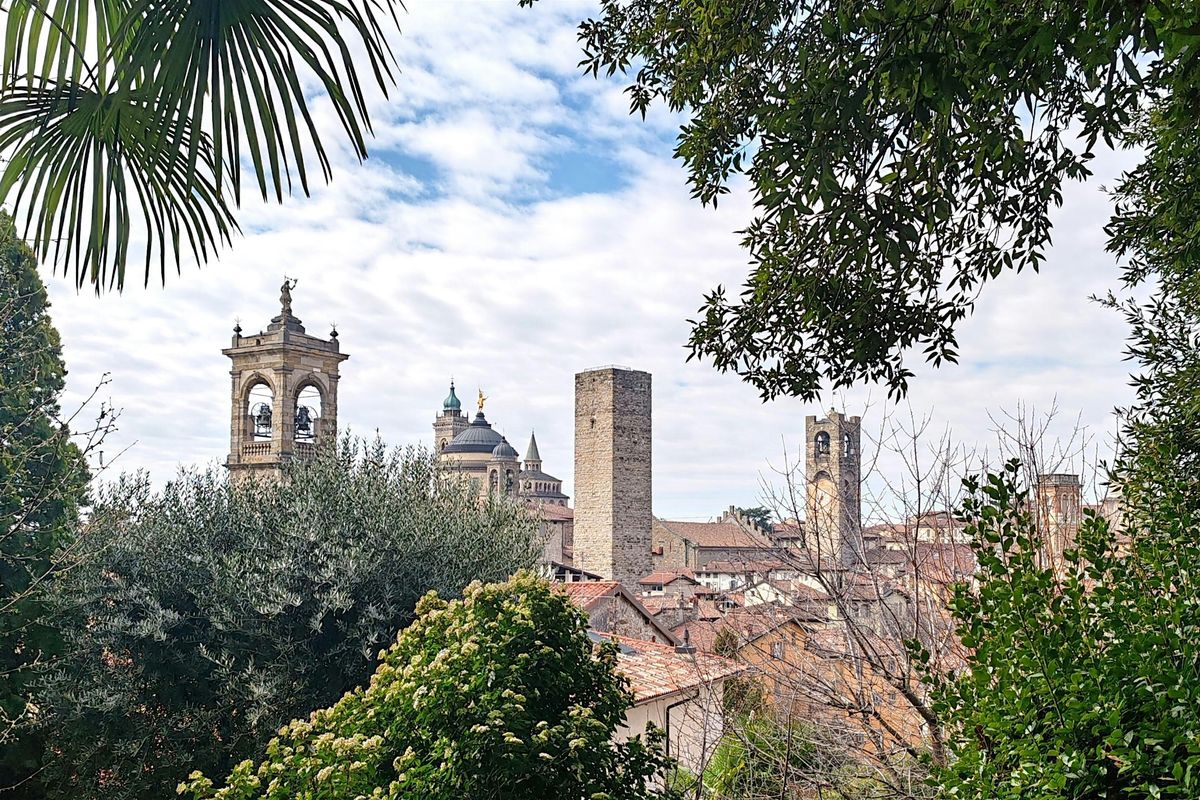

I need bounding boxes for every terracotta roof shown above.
[531,503,574,522]
[597,633,746,703]
[671,607,807,655]
[863,542,976,581]
[557,580,622,612]
[655,518,773,549]
[638,597,672,615]
[555,581,680,645]
[638,569,698,586]
[696,599,723,620]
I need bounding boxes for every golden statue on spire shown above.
[477,388,487,412]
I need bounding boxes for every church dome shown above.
[491,438,518,459]
[442,412,503,454]
[442,382,462,412]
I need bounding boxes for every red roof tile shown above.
[531,503,574,521]
[599,633,746,703]
[557,580,621,611]
[638,569,698,586]
[655,518,773,549]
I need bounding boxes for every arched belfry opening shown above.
[294,383,324,444]
[245,380,275,441]
[224,280,348,481]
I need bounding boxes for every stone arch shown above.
[293,377,327,443]
[815,430,831,455]
[242,373,276,441]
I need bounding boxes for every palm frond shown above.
[0,0,404,291]
[0,82,237,290]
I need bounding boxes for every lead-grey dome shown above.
[442,412,503,454]
[491,438,518,459]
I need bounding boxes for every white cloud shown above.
[44,0,1140,520]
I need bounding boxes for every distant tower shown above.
[488,438,521,496]
[574,367,652,591]
[1036,473,1082,572]
[805,409,862,565]
[433,381,468,453]
[225,280,348,480]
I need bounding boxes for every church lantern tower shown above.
[433,381,469,453]
[488,438,521,497]
[805,409,862,565]
[224,280,348,480]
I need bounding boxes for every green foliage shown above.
[551,0,1200,399]
[936,46,1200,798]
[35,440,541,800]
[179,572,675,800]
[0,0,403,291]
[935,460,1200,799]
[0,210,88,794]
[704,713,850,799]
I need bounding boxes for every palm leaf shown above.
[0,82,237,290]
[0,0,403,292]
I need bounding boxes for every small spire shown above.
[525,431,542,465]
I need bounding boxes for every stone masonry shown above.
[574,367,652,591]
[805,409,863,565]
[225,281,348,481]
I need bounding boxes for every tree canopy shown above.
[180,572,674,800]
[35,441,541,800]
[0,1,403,292]
[0,211,89,793]
[934,103,1200,796]
[556,0,1200,400]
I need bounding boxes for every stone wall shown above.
[574,367,652,591]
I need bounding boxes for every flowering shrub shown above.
[179,572,674,799]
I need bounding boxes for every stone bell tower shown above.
[224,280,348,481]
[805,409,862,565]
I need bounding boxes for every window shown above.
[814,431,831,455]
[771,641,785,659]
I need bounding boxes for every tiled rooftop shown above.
[596,633,746,703]
[654,518,773,549]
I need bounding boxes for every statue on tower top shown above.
[477,388,487,412]
[280,277,297,317]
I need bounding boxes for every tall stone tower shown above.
[1035,473,1082,572]
[805,409,862,565]
[433,381,468,452]
[225,280,348,480]
[574,367,652,590]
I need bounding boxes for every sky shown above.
[43,1,1142,522]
